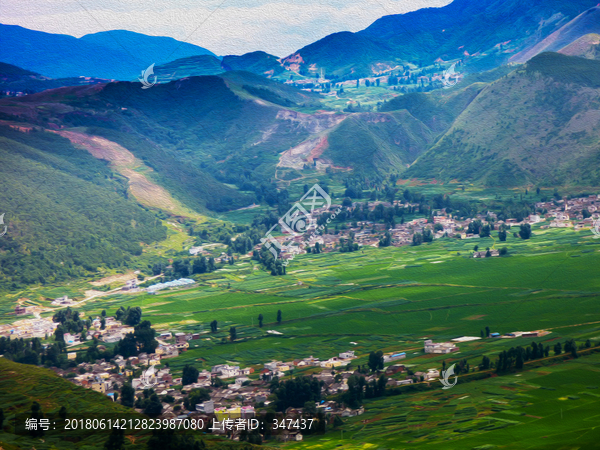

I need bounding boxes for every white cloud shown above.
[2,0,451,56]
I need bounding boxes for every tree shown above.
[210,320,218,333]
[367,351,384,372]
[29,402,44,438]
[480,329,485,338]
[184,388,211,411]
[519,223,531,239]
[229,327,237,341]
[499,247,508,256]
[182,365,199,386]
[134,320,158,354]
[54,325,65,343]
[104,427,125,450]
[121,383,135,407]
[485,326,490,338]
[192,257,208,274]
[379,231,392,247]
[412,232,423,246]
[277,310,282,324]
[333,415,344,428]
[258,314,263,328]
[498,229,507,241]
[515,351,524,369]
[144,394,163,417]
[303,400,317,415]
[480,355,491,370]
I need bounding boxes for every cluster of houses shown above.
[0,316,56,340]
[251,194,600,262]
[484,330,550,339]
[536,195,600,229]
[51,295,76,306]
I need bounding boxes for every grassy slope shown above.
[37,223,600,448]
[407,53,600,186]
[60,224,600,367]
[221,52,286,77]
[324,110,434,173]
[0,126,166,289]
[0,358,140,449]
[285,353,600,449]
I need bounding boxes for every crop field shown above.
[8,224,600,448]
[53,225,600,374]
[284,353,600,449]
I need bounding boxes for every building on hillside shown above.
[122,279,137,290]
[196,400,214,414]
[424,339,458,354]
[383,352,406,363]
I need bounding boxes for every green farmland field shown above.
[14,225,600,449]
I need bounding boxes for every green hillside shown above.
[284,31,400,79]
[153,55,226,81]
[324,111,434,173]
[221,51,285,77]
[286,0,599,80]
[219,70,321,106]
[0,358,138,449]
[0,61,109,95]
[407,53,600,186]
[0,73,326,212]
[0,359,247,450]
[0,126,167,289]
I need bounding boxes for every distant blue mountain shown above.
[0,24,215,80]
[80,30,217,63]
[285,0,600,79]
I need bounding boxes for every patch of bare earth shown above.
[51,130,193,216]
[90,273,136,287]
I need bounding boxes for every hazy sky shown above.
[2,0,451,56]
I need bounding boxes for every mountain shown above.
[559,33,600,60]
[153,55,226,81]
[286,0,599,80]
[0,124,167,289]
[0,62,110,95]
[406,52,600,186]
[0,24,215,80]
[511,6,600,62]
[222,51,285,77]
[80,29,216,61]
[0,72,325,213]
[0,358,138,449]
[282,31,399,79]
[153,51,288,83]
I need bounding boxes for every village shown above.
[0,193,586,440]
[243,194,600,262]
[0,304,551,441]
